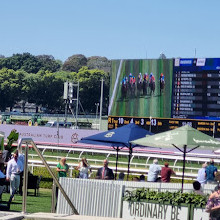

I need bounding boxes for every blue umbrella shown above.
[80,123,153,180]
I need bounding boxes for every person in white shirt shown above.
[147,159,161,182]
[6,150,23,197]
[76,157,92,179]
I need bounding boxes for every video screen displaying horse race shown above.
[109,59,173,118]
[108,58,220,135]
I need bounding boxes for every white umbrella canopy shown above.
[131,125,220,192]
[131,125,220,150]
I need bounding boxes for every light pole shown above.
[99,79,104,131]
[95,103,99,129]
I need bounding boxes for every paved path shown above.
[24,212,122,220]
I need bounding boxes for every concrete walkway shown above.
[0,212,123,220]
[0,211,23,220]
[24,213,122,220]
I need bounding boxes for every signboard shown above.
[109,58,220,135]
[0,124,100,145]
[173,58,220,120]
[108,116,220,137]
[123,201,189,220]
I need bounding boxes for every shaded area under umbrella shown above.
[79,123,153,180]
[131,124,220,192]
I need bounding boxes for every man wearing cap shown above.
[161,162,175,182]
[6,150,23,198]
[206,159,218,184]
[147,159,161,182]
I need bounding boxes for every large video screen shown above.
[108,58,220,137]
[172,58,220,120]
[109,59,173,118]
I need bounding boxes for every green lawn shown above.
[1,189,52,213]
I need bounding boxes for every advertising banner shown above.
[123,201,189,220]
[0,124,100,145]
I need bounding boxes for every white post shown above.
[99,79,104,131]
[76,81,79,128]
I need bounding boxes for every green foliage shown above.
[0,53,42,74]
[0,53,110,114]
[33,166,79,189]
[0,53,61,74]
[87,56,111,73]
[24,72,64,111]
[62,54,87,72]
[36,55,61,72]
[33,167,54,189]
[5,129,19,153]
[0,68,27,111]
[124,188,208,207]
[75,66,110,114]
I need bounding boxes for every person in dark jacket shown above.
[96,159,114,180]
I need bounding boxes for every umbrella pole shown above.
[181,145,187,193]
[115,146,119,180]
[127,145,132,181]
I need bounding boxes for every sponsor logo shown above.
[71,133,79,143]
[174,59,180,66]
[196,58,206,66]
[104,132,115,138]
[193,138,220,145]
[180,59,193,65]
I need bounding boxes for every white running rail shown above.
[108,59,123,114]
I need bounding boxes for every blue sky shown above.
[1,1,220,61]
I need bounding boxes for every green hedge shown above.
[124,188,208,207]
[33,167,54,189]
[33,167,80,189]
[32,166,194,189]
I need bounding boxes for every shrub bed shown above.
[124,188,208,207]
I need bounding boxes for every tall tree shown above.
[36,55,61,72]
[0,68,26,111]
[24,72,65,112]
[87,56,111,73]
[0,53,42,74]
[72,66,109,114]
[62,54,87,72]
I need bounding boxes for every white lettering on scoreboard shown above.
[123,201,189,220]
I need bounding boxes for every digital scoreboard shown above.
[108,116,220,138]
[173,58,220,119]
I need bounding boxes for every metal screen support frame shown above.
[18,138,79,215]
[21,142,28,213]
